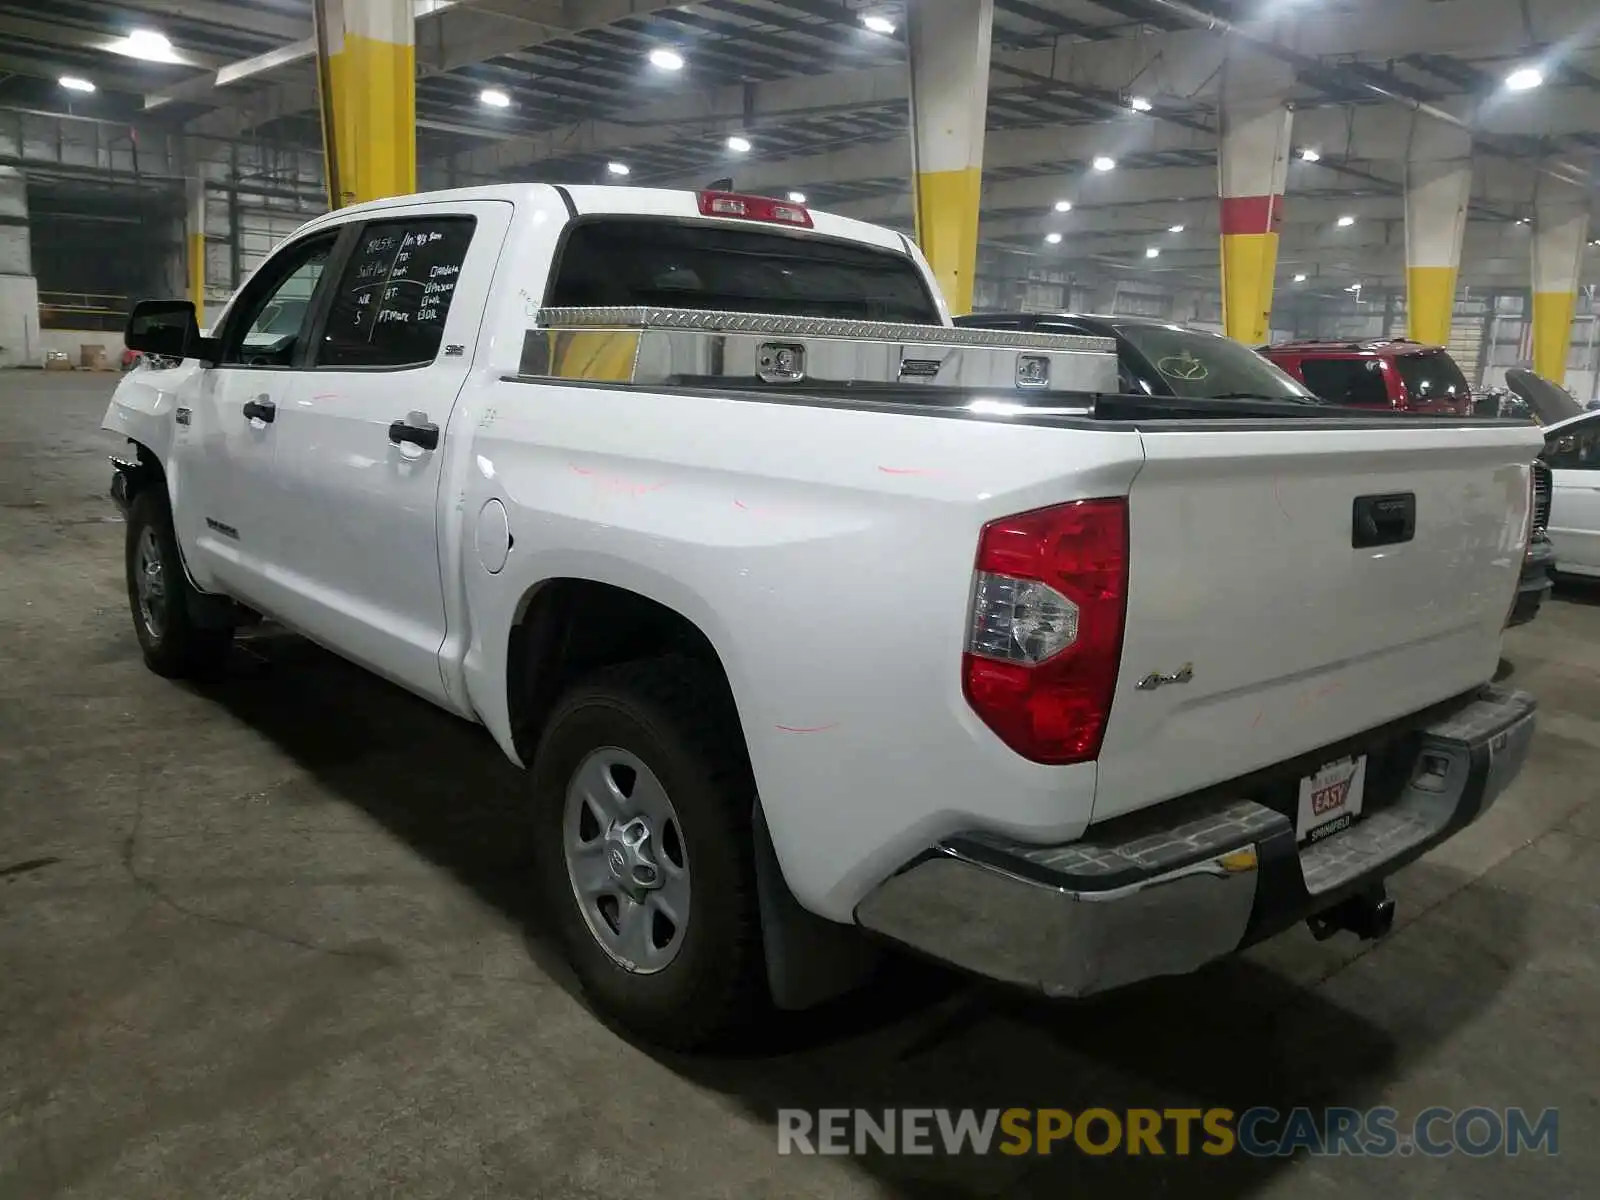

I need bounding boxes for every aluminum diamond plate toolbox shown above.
[521,306,1119,393]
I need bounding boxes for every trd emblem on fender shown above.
[1135,663,1194,691]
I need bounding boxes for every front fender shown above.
[101,360,198,469]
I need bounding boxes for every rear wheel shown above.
[125,490,232,678]
[531,657,765,1049]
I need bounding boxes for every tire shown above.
[531,656,765,1050]
[124,489,233,678]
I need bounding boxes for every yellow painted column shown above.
[1403,118,1471,346]
[1217,56,1293,344]
[905,0,993,316]
[319,0,415,207]
[1531,200,1589,385]
[185,176,206,325]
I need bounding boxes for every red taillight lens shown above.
[962,498,1128,764]
[697,190,814,227]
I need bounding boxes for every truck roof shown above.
[305,183,911,256]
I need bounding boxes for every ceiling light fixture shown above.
[112,28,179,63]
[726,134,751,153]
[479,88,511,108]
[1299,147,1321,163]
[1145,247,1161,258]
[606,161,630,176]
[861,14,896,34]
[1293,273,1308,282]
[1129,95,1153,112]
[649,47,685,70]
[1504,66,1544,91]
[1053,199,1072,213]
[1092,155,1116,172]
[58,75,96,93]
[1336,214,1356,227]
[787,191,806,203]
[1045,232,1063,244]
[1168,223,1185,233]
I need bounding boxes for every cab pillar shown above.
[314,0,415,207]
[1217,55,1294,344]
[1403,119,1472,347]
[185,175,206,325]
[1531,195,1589,385]
[905,0,994,315]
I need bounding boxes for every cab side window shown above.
[218,233,338,368]
[1544,421,1600,470]
[316,216,476,369]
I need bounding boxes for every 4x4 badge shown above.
[1136,663,1194,691]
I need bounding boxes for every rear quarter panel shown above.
[452,379,1145,921]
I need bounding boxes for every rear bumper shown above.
[1509,538,1555,627]
[855,686,1536,998]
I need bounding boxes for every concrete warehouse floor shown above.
[1,370,1597,1199]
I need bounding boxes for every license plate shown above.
[1296,755,1367,843]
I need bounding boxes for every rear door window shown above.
[1393,351,1470,404]
[1299,357,1390,405]
[547,218,939,323]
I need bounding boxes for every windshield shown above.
[1393,351,1470,404]
[548,218,940,323]
[1114,323,1322,402]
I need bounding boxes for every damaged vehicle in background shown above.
[1511,368,1600,582]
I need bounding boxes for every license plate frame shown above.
[1296,755,1368,844]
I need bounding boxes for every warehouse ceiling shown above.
[0,0,1597,294]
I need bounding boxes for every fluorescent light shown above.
[1045,232,1062,245]
[111,28,179,63]
[862,14,896,34]
[1516,216,1530,225]
[1336,215,1356,227]
[479,88,511,108]
[1168,223,1185,233]
[1053,199,1072,213]
[649,47,685,70]
[1129,95,1153,112]
[1299,147,1321,163]
[1505,66,1544,91]
[606,161,630,176]
[726,134,751,153]
[58,75,95,93]
[787,191,806,203]
[1145,247,1161,258]
[1092,155,1116,172]
[1293,273,1308,282]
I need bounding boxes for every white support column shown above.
[1217,53,1294,344]
[1403,116,1472,346]
[905,0,994,316]
[1532,193,1590,384]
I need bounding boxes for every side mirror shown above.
[125,300,219,365]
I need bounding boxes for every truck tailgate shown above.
[1093,420,1543,822]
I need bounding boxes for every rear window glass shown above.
[1112,323,1320,402]
[1299,357,1391,405]
[1394,351,1470,403]
[547,218,940,323]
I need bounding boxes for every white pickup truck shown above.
[105,184,1540,1049]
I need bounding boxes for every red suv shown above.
[1258,338,1473,415]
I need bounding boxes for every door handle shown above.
[389,416,439,451]
[242,396,276,424]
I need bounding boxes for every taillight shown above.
[963,499,1129,764]
[697,190,813,227]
